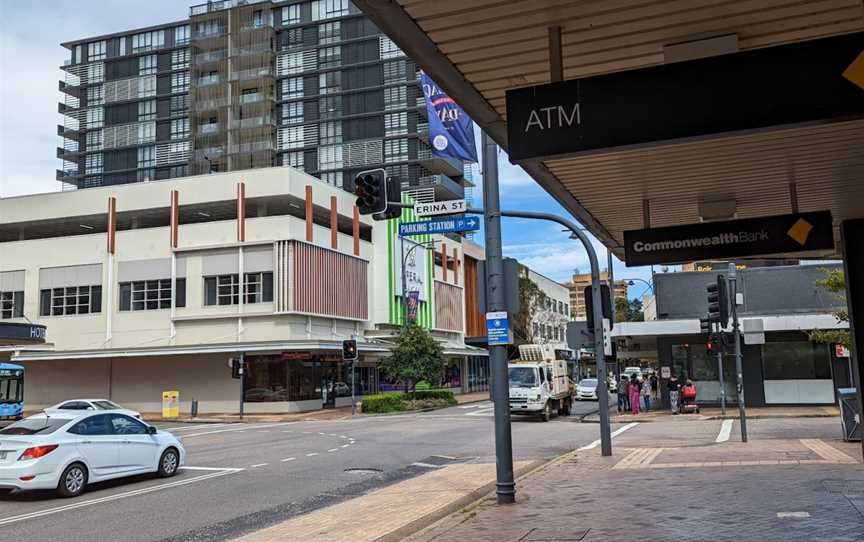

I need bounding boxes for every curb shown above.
[378,459,547,542]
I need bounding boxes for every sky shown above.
[0,0,657,298]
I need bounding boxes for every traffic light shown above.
[583,284,612,330]
[353,169,387,215]
[699,317,711,334]
[373,175,403,221]
[706,274,729,328]
[230,357,242,379]
[342,339,358,361]
[706,340,714,354]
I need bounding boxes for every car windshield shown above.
[509,367,538,388]
[580,379,598,387]
[0,417,68,435]
[93,400,123,410]
[0,376,22,404]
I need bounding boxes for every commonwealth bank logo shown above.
[787,218,813,246]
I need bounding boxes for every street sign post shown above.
[414,199,466,217]
[399,216,480,236]
[486,311,511,346]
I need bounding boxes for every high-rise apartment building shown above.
[567,271,628,320]
[57,0,468,201]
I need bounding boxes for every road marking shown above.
[341,444,350,448]
[181,423,292,438]
[339,435,347,439]
[257,431,271,433]
[281,457,296,462]
[777,512,810,518]
[250,463,268,468]
[466,406,495,417]
[579,422,639,451]
[0,470,238,527]
[168,423,232,432]
[282,430,293,433]
[328,448,339,452]
[458,404,482,409]
[613,448,666,469]
[716,420,733,443]
[306,452,319,457]
[319,432,327,435]
[411,462,440,468]
[800,439,858,464]
[181,466,245,472]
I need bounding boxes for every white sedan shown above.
[0,411,184,497]
[576,378,599,400]
[47,399,141,420]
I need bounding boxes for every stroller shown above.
[680,381,700,414]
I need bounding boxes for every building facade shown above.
[57,0,467,203]
[0,168,482,414]
[567,271,628,320]
[611,264,851,407]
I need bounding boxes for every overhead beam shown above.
[548,26,563,83]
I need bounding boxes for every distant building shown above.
[567,271,628,320]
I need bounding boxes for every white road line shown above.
[458,404,482,409]
[431,455,457,460]
[777,512,810,518]
[466,407,495,417]
[181,466,245,472]
[282,430,294,433]
[167,423,231,432]
[250,463,268,468]
[579,422,639,451]
[341,444,350,448]
[306,452,319,457]
[318,432,327,435]
[256,431,271,433]
[180,423,291,438]
[716,419,734,443]
[0,470,238,527]
[328,448,339,452]
[339,435,348,439]
[281,457,296,462]
[411,462,440,468]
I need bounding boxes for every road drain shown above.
[344,467,383,475]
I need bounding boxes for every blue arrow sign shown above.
[399,215,480,237]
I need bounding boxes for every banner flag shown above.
[421,71,478,163]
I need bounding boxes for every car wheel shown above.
[57,463,88,498]
[540,402,552,422]
[157,448,180,478]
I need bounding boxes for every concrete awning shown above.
[356,0,864,257]
[611,313,848,338]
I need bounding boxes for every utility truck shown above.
[508,344,575,422]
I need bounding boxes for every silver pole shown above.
[728,263,747,442]
[715,322,726,416]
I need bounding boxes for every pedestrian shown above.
[617,375,630,413]
[650,372,659,400]
[642,375,652,411]
[668,373,681,414]
[628,374,641,415]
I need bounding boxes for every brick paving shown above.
[411,418,864,542]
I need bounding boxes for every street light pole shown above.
[728,263,748,442]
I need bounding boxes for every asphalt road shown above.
[0,399,610,542]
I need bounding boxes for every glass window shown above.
[1,417,68,435]
[170,95,188,116]
[384,112,407,136]
[88,40,106,61]
[40,285,101,316]
[318,46,341,69]
[171,71,190,93]
[244,355,289,402]
[318,96,340,118]
[278,51,303,76]
[311,0,349,21]
[380,36,403,59]
[86,129,103,151]
[762,341,831,380]
[384,85,407,110]
[109,414,147,434]
[319,171,340,186]
[137,74,156,98]
[319,71,341,95]
[171,118,190,139]
[137,146,155,168]
[138,121,156,143]
[138,168,155,182]
[282,4,300,25]
[282,151,304,171]
[119,279,183,311]
[384,138,408,162]
[67,414,112,436]
[383,60,407,83]
[87,62,104,84]
[118,37,126,57]
[282,77,303,99]
[138,100,156,121]
[319,121,341,144]
[280,125,304,150]
[318,22,340,45]
[245,272,273,304]
[85,153,103,174]
[171,49,190,70]
[131,30,165,53]
[139,54,157,75]
[86,107,104,128]
[318,144,343,170]
[204,273,272,306]
[92,400,123,410]
[0,291,24,319]
[284,28,304,50]
[175,25,190,45]
[87,85,104,106]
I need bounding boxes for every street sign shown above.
[742,318,765,345]
[399,216,480,236]
[623,211,834,266]
[835,344,850,358]
[505,33,864,162]
[602,318,612,356]
[414,199,466,217]
[486,311,511,346]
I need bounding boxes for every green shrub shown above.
[360,393,406,413]
[407,389,457,404]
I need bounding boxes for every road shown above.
[0,399,611,542]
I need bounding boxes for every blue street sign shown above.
[399,215,480,237]
[486,311,511,346]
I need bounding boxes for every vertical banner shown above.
[236,182,246,242]
[406,291,420,323]
[420,71,478,162]
[107,197,117,254]
[305,185,313,242]
[170,190,180,248]
[353,205,360,256]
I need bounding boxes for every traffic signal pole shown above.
[714,322,727,417]
[727,264,748,442]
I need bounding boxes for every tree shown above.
[808,268,850,348]
[511,276,543,344]
[379,324,445,392]
[615,297,644,322]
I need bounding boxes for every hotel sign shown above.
[623,211,834,266]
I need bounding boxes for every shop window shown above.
[40,285,101,316]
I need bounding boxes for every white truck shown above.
[508,344,575,422]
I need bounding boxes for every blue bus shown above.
[0,363,24,423]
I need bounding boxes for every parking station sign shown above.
[399,216,480,237]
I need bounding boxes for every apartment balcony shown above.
[230,67,273,83]
[197,74,223,87]
[228,116,274,130]
[56,146,82,161]
[417,140,465,177]
[58,80,82,98]
[233,43,273,58]
[237,91,271,105]
[192,26,226,40]
[193,49,227,65]
[198,122,221,136]
[228,140,274,154]
[402,174,465,201]
[189,0,268,16]
[57,124,81,139]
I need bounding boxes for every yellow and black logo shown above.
[843,50,864,91]
[787,218,814,246]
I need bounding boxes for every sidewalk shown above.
[142,391,490,423]
[409,417,864,542]
[580,404,841,423]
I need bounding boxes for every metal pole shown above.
[728,264,747,442]
[351,335,357,416]
[239,352,245,419]
[482,131,516,504]
[607,249,617,392]
[715,322,727,416]
[401,236,407,327]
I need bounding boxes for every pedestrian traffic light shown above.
[699,317,711,334]
[706,339,714,354]
[230,357,242,379]
[342,339,358,361]
[353,169,387,215]
[706,274,729,328]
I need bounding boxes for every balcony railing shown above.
[238,92,265,105]
[190,0,268,16]
[194,50,227,64]
[228,116,272,129]
[197,75,222,87]
[230,67,272,82]
[198,123,221,135]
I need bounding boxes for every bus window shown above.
[0,376,22,403]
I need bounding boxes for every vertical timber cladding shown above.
[435,281,464,332]
[288,240,368,320]
[505,32,864,161]
[388,194,434,328]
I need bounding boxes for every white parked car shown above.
[0,411,184,497]
[576,378,599,401]
[47,399,142,420]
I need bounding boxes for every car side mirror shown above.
[146,426,157,435]
[87,406,95,410]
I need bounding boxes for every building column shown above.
[840,219,864,459]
